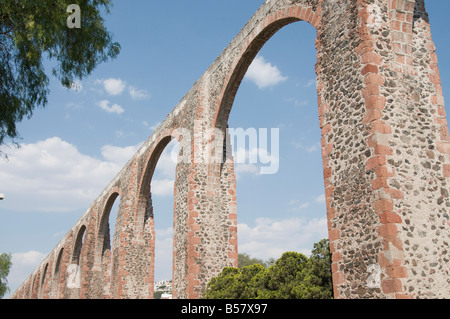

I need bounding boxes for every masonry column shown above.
[319,0,449,299]
[170,80,238,298]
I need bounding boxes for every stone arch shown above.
[10,0,450,300]
[213,6,321,130]
[52,247,64,298]
[204,1,325,294]
[137,135,175,233]
[94,189,122,269]
[26,275,33,299]
[71,224,87,265]
[66,224,87,298]
[91,188,122,298]
[135,130,183,298]
[29,273,39,299]
[39,263,49,298]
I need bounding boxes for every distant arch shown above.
[39,263,49,298]
[52,247,64,298]
[137,132,183,233]
[95,191,121,268]
[71,225,87,266]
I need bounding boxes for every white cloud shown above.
[235,163,260,179]
[238,217,328,261]
[150,141,179,197]
[6,251,47,297]
[245,55,287,89]
[288,193,326,212]
[97,100,124,114]
[0,138,132,213]
[143,121,161,131]
[154,227,173,282]
[101,78,126,96]
[232,146,279,178]
[154,142,179,178]
[101,143,142,166]
[303,78,316,88]
[315,193,326,203]
[12,251,46,267]
[129,86,150,100]
[151,179,175,196]
[0,137,180,213]
[152,216,328,281]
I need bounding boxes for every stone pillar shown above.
[319,0,449,298]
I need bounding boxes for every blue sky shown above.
[1,1,449,298]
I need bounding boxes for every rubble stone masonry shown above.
[12,0,449,299]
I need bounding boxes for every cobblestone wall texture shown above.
[11,0,449,299]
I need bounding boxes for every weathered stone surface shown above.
[11,0,449,299]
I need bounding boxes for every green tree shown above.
[0,253,12,298]
[238,253,267,269]
[307,238,333,298]
[203,239,333,299]
[0,0,120,152]
[203,267,242,299]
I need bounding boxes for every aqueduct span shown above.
[12,0,450,299]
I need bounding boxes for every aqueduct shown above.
[12,0,450,299]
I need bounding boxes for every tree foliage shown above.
[203,239,333,299]
[238,253,275,269]
[0,253,12,298]
[0,0,120,150]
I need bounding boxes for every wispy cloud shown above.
[315,193,326,203]
[303,78,316,88]
[129,86,150,100]
[97,100,125,114]
[101,143,142,166]
[288,193,325,212]
[285,97,309,108]
[245,55,287,89]
[6,251,47,297]
[144,121,161,131]
[238,217,328,261]
[293,141,321,153]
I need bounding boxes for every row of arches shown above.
[13,138,181,299]
[11,0,444,299]
[12,2,326,299]
[13,191,120,299]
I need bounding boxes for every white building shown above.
[154,280,172,299]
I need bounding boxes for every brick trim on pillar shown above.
[358,1,409,299]
[415,3,450,165]
[389,0,416,75]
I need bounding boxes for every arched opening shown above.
[29,275,36,299]
[72,225,86,266]
[152,139,179,299]
[39,263,49,298]
[96,193,120,263]
[138,135,180,299]
[95,192,120,297]
[215,17,330,294]
[53,248,64,297]
[68,225,86,298]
